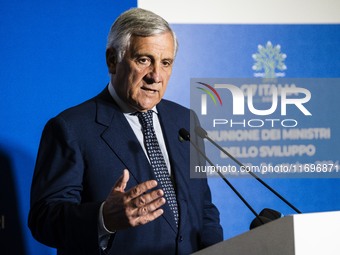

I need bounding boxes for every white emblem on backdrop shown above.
[252,41,287,78]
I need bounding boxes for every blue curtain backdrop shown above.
[169,24,340,240]
[0,1,137,254]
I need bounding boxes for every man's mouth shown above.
[141,87,158,93]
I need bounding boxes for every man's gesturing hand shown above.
[103,169,165,231]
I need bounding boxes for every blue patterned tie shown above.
[137,110,179,227]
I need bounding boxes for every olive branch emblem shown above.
[252,41,287,78]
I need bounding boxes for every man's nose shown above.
[145,63,161,84]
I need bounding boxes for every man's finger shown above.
[135,208,164,226]
[134,197,166,217]
[133,189,164,208]
[113,169,130,192]
[126,179,158,201]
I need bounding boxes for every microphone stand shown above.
[179,128,265,224]
[195,126,302,214]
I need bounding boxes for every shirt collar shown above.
[108,82,158,114]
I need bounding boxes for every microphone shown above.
[250,208,283,229]
[178,128,265,225]
[195,126,302,214]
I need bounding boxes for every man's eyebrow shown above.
[133,53,174,61]
[162,58,174,63]
[132,53,152,58]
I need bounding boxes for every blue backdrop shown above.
[1,1,136,254]
[169,24,340,240]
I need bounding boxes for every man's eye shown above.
[137,58,151,66]
[162,61,172,67]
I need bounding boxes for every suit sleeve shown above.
[28,116,102,254]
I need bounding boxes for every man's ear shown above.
[106,48,117,74]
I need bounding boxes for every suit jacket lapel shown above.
[95,89,153,184]
[95,90,180,234]
[157,101,189,232]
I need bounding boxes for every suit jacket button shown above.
[179,235,183,242]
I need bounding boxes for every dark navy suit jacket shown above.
[28,87,223,255]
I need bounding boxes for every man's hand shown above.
[103,169,165,231]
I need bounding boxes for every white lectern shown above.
[193,211,340,255]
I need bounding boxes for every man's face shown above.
[107,32,175,112]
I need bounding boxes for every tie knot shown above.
[137,110,154,129]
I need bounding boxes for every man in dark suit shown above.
[28,8,223,255]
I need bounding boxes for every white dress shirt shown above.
[108,82,171,173]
